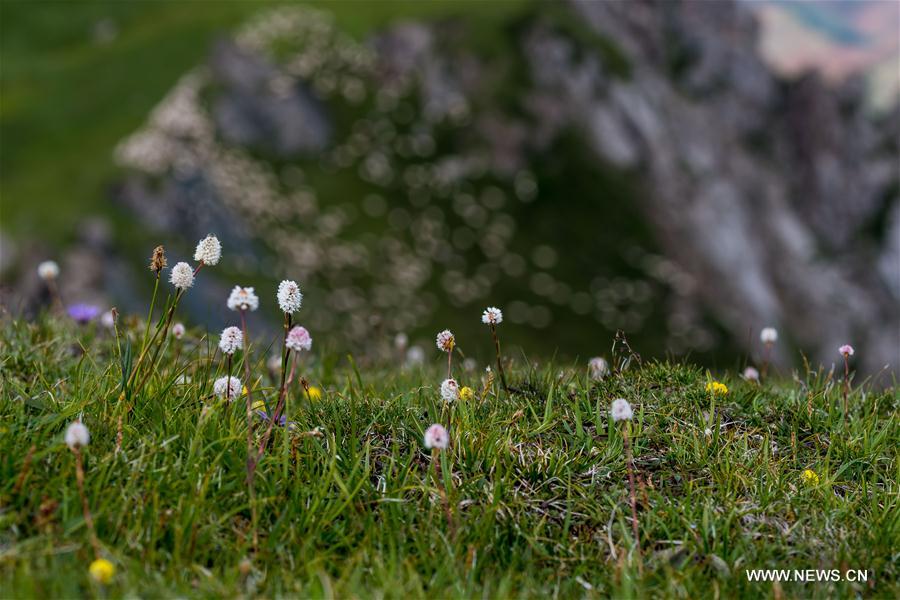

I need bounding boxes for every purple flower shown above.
[255,410,290,428]
[67,304,101,324]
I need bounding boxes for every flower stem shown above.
[622,424,640,556]
[490,324,509,394]
[843,355,850,426]
[73,447,101,558]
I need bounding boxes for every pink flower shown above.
[839,344,854,357]
[435,329,455,353]
[424,424,449,450]
[285,326,312,352]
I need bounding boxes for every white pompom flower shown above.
[760,327,778,345]
[424,424,449,450]
[227,286,259,312]
[38,260,60,281]
[169,262,194,290]
[218,326,243,355]
[213,376,242,401]
[194,234,221,266]
[440,378,459,402]
[588,357,609,380]
[65,421,90,450]
[277,280,303,314]
[482,307,503,325]
[610,398,633,422]
[285,326,312,352]
[172,323,186,339]
[435,329,455,353]
[742,366,760,381]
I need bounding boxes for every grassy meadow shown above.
[0,307,897,598]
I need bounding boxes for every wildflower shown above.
[37,260,60,281]
[706,381,728,395]
[218,326,243,355]
[839,344,854,425]
[306,386,322,401]
[193,234,221,266]
[588,357,609,380]
[285,326,312,352]
[406,346,425,366]
[839,344,854,357]
[214,376,242,401]
[610,398,633,422]
[800,469,819,486]
[435,329,455,353]
[65,421,90,450]
[760,327,778,345]
[463,358,477,372]
[277,280,302,313]
[100,310,116,329]
[172,323,186,339]
[176,375,191,385]
[742,366,759,381]
[89,558,115,584]
[481,306,503,325]
[459,386,475,402]
[149,245,167,274]
[169,262,194,290]
[227,286,259,312]
[440,378,459,402]
[394,333,408,350]
[704,427,713,437]
[424,424,449,450]
[67,304,101,324]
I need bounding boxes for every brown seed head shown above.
[150,245,167,274]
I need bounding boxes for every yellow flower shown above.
[459,386,475,402]
[306,386,322,401]
[800,469,819,486]
[251,400,266,411]
[89,558,115,584]
[706,381,729,395]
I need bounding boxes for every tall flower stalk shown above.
[424,424,454,538]
[839,345,854,425]
[760,327,778,379]
[611,399,640,558]
[436,330,455,379]
[66,421,100,556]
[482,307,509,394]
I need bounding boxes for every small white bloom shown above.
[37,260,60,281]
[463,358,477,372]
[172,323,186,339]
[482,307,503,325]
[193,234,221,266]
[610,398,633,422]
[436,329,455,353]
[277,280,303,313]
[285,326,312,352]
[213,376,242,401]
[588,357,609,380]
[704,427,713,437]
[100,310,115,329]
[227,286,259,312]
[65,421,90,449]
[760,327,778,345]
[440,378,459,402]
[176,375,191,385]
[406,346,425,366]
[218,326,243,355]
[839,344,855,357]
[169,262,194,290]
[424,424,449,450]
[394,333,408,350]
[742,366,760,381]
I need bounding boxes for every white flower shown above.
[227,286,259,312]
[394,333,408,350]
[610,398,633,422]
[172,323,186,339]
[37,260,60,281]
[436,329,455,353]
[277,280,303,313]
[285,326,312,352]
[742,366,760,381]
[482,307,503,325]
[424,424,449,450]
[588,357,609,380]
[100,310,115,329]
[218,326,243,355]
[213,376,242,400]
[176,375,191,385]
[406,346,425,366]
[193,234,221,266]
[704,427,713,437]
[65,421,90,449]
[839,344,855,357]
[169,262,194,290]
[440,378,459,402]
[760,327,778,345]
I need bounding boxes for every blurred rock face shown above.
[111,2,898,373]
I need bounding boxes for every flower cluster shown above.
[169,262,194,290]
[610,398,633,422]
[481,307,503,325]
[218,326,243,355]
[839,344,854,357]
[285,326,312,352]
[277,280,303,313]
[214,376,242,400]
[227,286,259,312]
[800,469,819,486]
[194,234,222,266]
[65,421,90,450]
[588,357,609,380]
[435,329,455,353]
[38,260,60,281]
[424,424,449,450]
[706,381,728,395]
[760,327,778,345]
[440,378,459,402]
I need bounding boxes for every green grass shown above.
[0,0,530,243]
[1,314,897,598]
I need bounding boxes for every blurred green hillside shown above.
[0,0,528,243]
